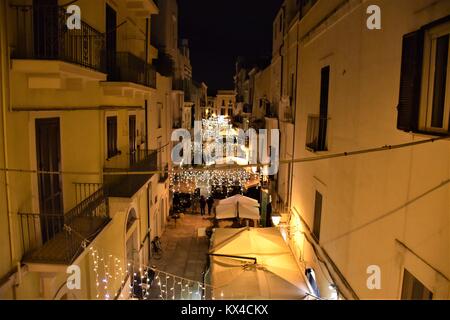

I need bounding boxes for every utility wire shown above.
[0,135,448,176]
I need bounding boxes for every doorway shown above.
[129,115,137,164]
[106,4,117,78]
[33,0,59,59]
[35,118,63,243]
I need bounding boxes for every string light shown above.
[84,242,317,301]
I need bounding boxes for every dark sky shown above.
[178,0,283,95]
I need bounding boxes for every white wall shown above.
[291,0,450,299]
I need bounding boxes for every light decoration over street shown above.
[171,115,259,194]
[169,167,257,195]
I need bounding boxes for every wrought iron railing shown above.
[104,150,158,197]
[74,182,103,204]
[159,164,169,183]
[173,79,194,102]
[109,52,157,88]
[18,187,110,264]
[306,115,329,152]
[10,4,106,72]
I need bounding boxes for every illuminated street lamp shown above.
[271,212,282,227]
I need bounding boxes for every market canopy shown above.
[208,228,310,300]
[218,194,259,206]
[215,195,260,220]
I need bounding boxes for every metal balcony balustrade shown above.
[10,4,106,73]
[103,149,158,198]
[159,163,169,183]
[172,79,194,102]
[108,52,157,88]
[306,115,329,152]
[18,187,110,265]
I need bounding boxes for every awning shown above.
[215,195,260,220]
[209,228,309,300]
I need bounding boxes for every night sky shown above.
[178,0,284,95]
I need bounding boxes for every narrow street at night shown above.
[0,0,449,315]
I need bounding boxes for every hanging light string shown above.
[81,241,318,301]
[0,135,447,177]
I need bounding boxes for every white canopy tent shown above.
[208,228,310,300]
[215,195,260,221]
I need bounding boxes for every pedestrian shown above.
[207,196,214,216]
[200,196,206,216]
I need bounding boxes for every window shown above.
[423,26,450,131]
[312,191,323,241]
[290,73,296,106]
[397,18,450,134]
[401,269,433,300]
[157,103,162,129]
[279,14,283,32]
[306,66,329,152]
[107,116,118,158]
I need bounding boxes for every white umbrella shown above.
[218,194,259,207]
[209,228,309,300]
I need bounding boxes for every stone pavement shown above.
[147,213,213,299]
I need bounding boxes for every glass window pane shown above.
[431,35,449,128]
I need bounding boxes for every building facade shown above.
[288,0,450,300]
[215,90,237,117]
[0,0,172,300]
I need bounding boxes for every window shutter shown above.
[397,30,424,132]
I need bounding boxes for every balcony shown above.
[102,52,157,98]
[173,79,194,102]
[18,188,110,265]
[108,52,156,88]
[306,115,329,152]
[10,4,106,86]
[104,150,157,198]
[125,0,159,17]
[159,164,169,183]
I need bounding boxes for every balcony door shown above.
[33,0,59,59]
[318,66,330,150]
[129,115,137,164]
[106,4,117,79]
[35,118,63,243]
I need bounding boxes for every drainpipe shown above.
[287,18,300,209]
[0,0,17,299]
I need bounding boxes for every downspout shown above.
[145,18,149,150]
[0,0,17,298]
[145,18,152,260]
[287,17,300,209]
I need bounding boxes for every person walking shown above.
[207,196,214,216]
[200,196,207,216]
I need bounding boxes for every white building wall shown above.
[291,0,450,299]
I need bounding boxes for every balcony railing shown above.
[104,150,157,198]
[18,187,110,265]
[10,4,106,73]
[74,182,103,205]
[173,79,194,102]
[306,115,329,152]
[159,164,169,183]
[109,52,157,88]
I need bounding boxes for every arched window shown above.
[126,209,137,231]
